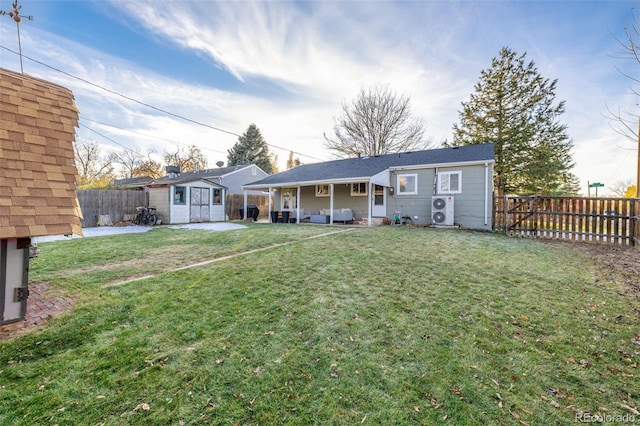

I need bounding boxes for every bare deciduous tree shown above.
[164,145,208,173]
[608,9,639,196]
[134,153,164,179]
[73,138,116,188]
[608,179,634,197]
[113,149,144,179]
[324,84,431,158]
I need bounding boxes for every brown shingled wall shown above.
[1,67,83,239]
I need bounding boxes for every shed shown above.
[146,176,228,224]
[0,67,82,327]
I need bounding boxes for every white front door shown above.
[372,185,386,217]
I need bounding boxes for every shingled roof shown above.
[0,67,83,239]
[243,143,495,189]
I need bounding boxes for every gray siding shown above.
[388,164,492,230]
[222,165,268,195]
[290,184,370,219]
[269,162,493,230]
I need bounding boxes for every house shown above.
[155,164,268,194]
[243,144,495,230]
[0,67,83,327]
[144,164,269,224]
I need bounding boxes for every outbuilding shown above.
[146,174,228,224]
[0,68,83,328]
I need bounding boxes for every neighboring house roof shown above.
[151,164,263,185]
[244,144,495,189]
[0,67,83,239]
[113,176,152,189]
[146,177,228,189]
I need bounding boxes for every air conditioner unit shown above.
[432,195,454,226]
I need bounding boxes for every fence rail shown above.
[494,195,639,248]
[78,190,271,226]
[225,194,271,220]
[77,190,148,228]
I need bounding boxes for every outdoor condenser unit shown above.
[431,195,454,226]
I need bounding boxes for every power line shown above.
[80,122,138,154]
[1,45,325,162]
[80,117,229,156]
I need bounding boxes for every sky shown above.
[0,0,638,195]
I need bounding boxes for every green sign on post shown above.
[589,182,604,188]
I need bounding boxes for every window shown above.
[316,184,329,197]
[212,188,222,205]
[438,171,462,194]
[397,174,417,194]
[351,182,368,196]
[173,186,186,204]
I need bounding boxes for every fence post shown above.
[631,199,637,248]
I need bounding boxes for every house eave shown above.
[243,176,371,191]
[389,159,494,172]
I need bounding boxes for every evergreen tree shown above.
[451,47,575,196]
[227,124,274,174]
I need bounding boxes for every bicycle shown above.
[134,206,157,226]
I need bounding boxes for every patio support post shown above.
[296,186,301,224]
[329,184,334,224]
[368,182,373,227]
[268,187,273,222]
[243,191,248,220]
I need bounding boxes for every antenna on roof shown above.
[0,0,33,73]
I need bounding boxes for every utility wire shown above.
[80,117,229,156]
[1,45,325,162]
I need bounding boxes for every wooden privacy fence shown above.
[77,190,148,228]
[226,194,272,220]
[494,196,639,248]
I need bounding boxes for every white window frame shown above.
[350,182,368,196]
[397,174,418,195]
[315,184,330,197]
[173,185,187,205]
[212,188,223,205]
[438,171,462,194]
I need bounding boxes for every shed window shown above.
[397,174,417,195]
[438,171,462,194]
[173,186,186,205]
[212,188,222,205]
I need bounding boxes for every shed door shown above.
[190,187,210,223]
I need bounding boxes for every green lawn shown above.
[1,223,638,425]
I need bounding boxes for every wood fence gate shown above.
[494,196,639,248]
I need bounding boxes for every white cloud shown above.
[2,0,637,189]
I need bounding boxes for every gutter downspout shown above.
[433,168,438,195]
[484,163,489,226]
